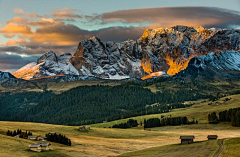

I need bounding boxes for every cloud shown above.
[7,16,29,24]
[51,8,82,19]
[0,53,40,73]
[1,23,33,38]
[94,26,145,42]
[13,7,24,15]
[96,7,240,28]
[13,7,42,18]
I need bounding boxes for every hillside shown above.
[10,84,208,125]
[0,94,240,156]
[91,93,240,128]
[1,75,239,126]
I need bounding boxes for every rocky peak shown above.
[0,71,16,79]
[37,51,57,64]
[177,50,240,78]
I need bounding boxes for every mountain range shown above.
[1,25,240,81]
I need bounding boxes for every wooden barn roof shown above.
[207,135,218,138]
[180,136,195,139]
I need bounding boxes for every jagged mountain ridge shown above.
[12,25,240,80]
[13,51,79,80]
[0,71,21,86]
[0,71,16,80]
[177,50,240,79]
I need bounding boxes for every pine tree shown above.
[68,139,71,146]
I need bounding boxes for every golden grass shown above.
[0,93,239,156]
[1,118,240,157]
[222,137,240,157]
[119,140,219,157]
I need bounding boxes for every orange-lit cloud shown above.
[1,23,33,38]
[7,16,29,24]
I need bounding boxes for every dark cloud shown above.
[94,27,145,42]
[0,53,40,73]
[95,7,240,28]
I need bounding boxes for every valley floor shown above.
[0,94,240,156]
[0,121,240,156]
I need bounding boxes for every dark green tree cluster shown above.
[144,116,197,128]
[6,129,32,137]
[11,85,208,125]
[208,107,240,126]
[46,133,71,146]
[0,91,54,120]
[112,119,138,128]
[207,112,219,123]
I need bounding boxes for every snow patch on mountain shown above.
[178,51,240,78]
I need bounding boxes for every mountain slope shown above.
[12,51,79,80]
[0,71,16,80]
[13,26,240,80]
[177,51,240,78]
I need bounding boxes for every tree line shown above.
[144,116,198,128]
[0,91,54,120]
[11,85,208,125]
[46,133,71,146]
[6,129,32,137]
[207,107,240,126]
[112,119,138,128]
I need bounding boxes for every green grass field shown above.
[91,93,240,128]
[0,93,239,156]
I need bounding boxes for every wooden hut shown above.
[29,144,42,152]
[29,143,51,152]
[79,126,86,131]
[36,135,47,141]
[40,143,51,150]
[28,135,37,140]
[180,136,195,144]
[207,135,218,140]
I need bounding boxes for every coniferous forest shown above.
[10,85,208,125]
[143,116,197,128]
[0,91,54,120]
[112,119,138,128]
[207,107,240,126]
[46,133,71,146]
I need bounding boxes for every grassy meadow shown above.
[0,93,239,156]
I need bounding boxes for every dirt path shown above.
[213,139,225,157]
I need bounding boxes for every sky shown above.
[0,0,240,73]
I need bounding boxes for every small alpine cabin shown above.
[29,143,51,152]
[29,144,42,152]
[28,135,37,140]
[36,135,46,141]
[180,136,195,144]
[207,135,218,140]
